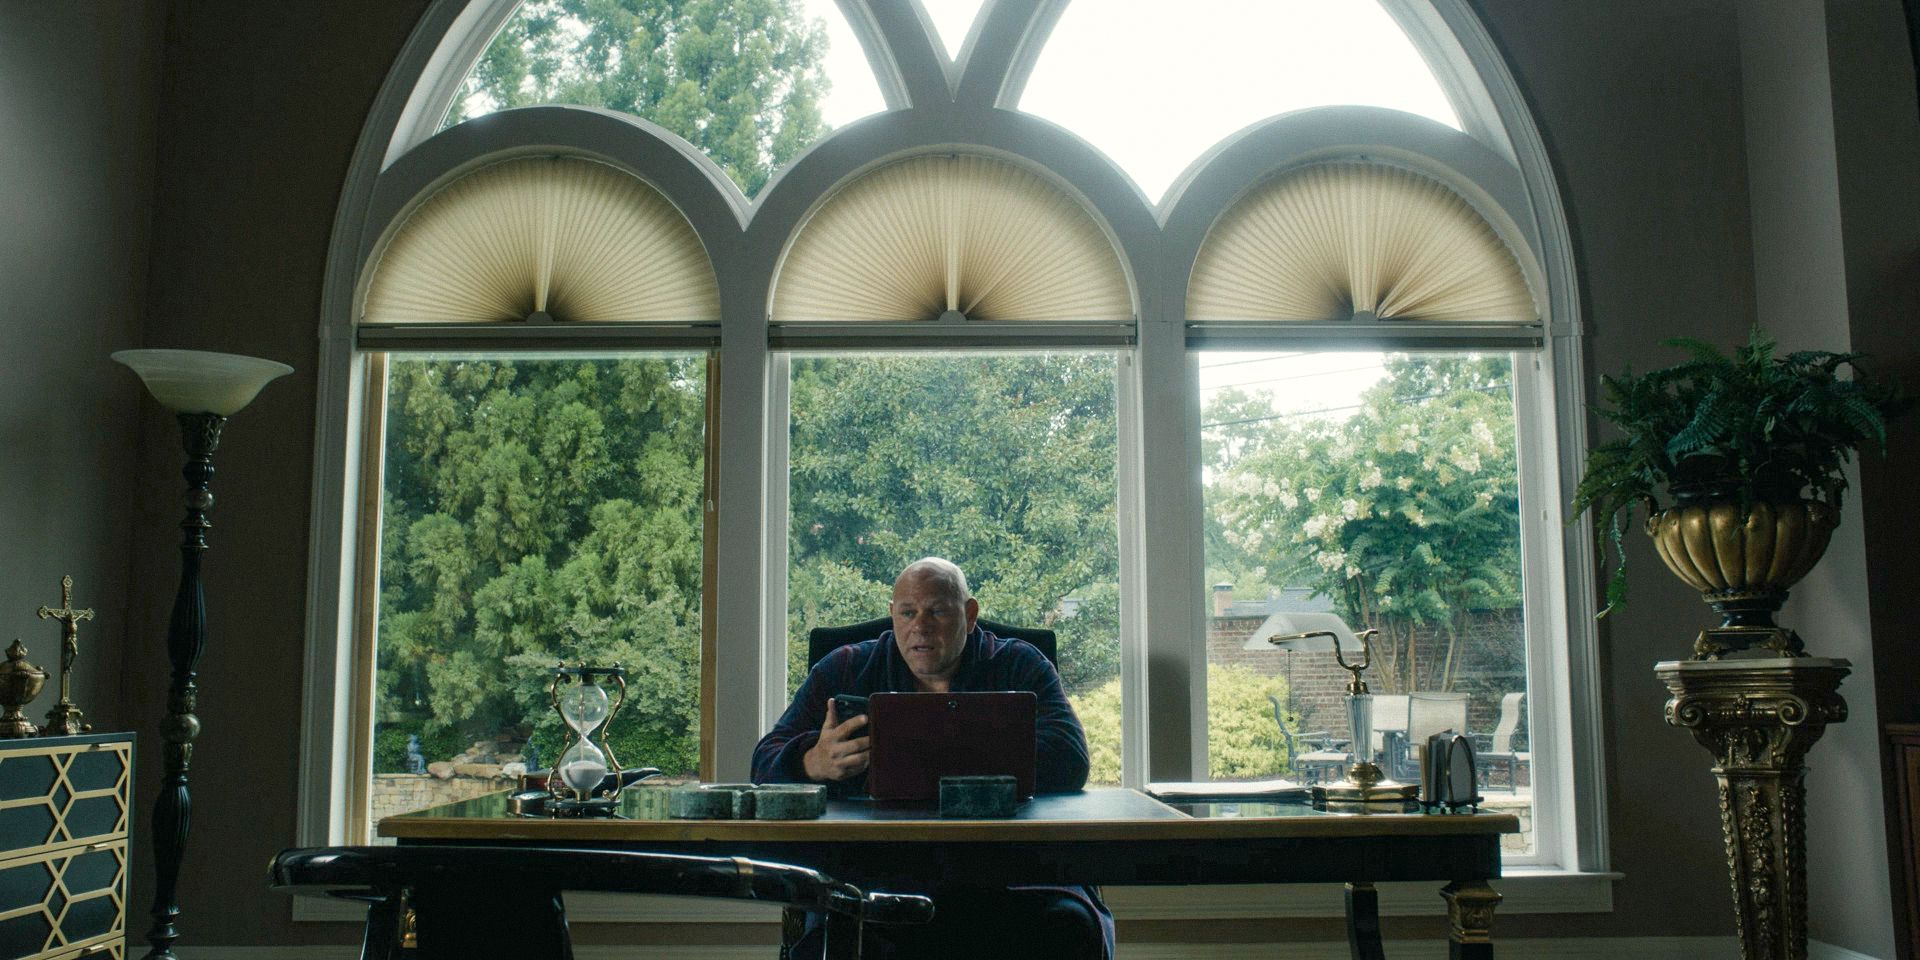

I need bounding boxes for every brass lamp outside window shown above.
[1263,612,1418,806]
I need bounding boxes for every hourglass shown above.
[547,663,627,815]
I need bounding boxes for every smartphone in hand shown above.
[832,694,869,720]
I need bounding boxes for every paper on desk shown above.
[1145,779,1309,802]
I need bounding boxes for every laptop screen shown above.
[864,691,1037,801]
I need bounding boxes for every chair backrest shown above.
[1264,693,1303,777]
[1266,693,1296,758]
[806,616,1057,670]
[1406,691,1470,743]
[1365,693,1408,755]
[1490,691,1525,753]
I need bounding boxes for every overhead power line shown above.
[1200,381,1513,430]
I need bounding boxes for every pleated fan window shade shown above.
[360,156,720,325]
[770,155,1133,323]
[1187,161,1538,325]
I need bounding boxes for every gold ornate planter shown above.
[1646,499,1837,659]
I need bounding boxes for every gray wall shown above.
[5,0,1913,951]
[0,2,164,735]
[1822,1,1920,956]
[1738,2,1906,956]
[121,0,431,945]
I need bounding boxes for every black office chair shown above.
[271,845,933,960]
[806,616,1057,670]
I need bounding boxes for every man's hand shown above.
[802,698,870,782]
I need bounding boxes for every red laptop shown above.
[864,691,1037,801]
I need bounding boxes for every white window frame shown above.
[295,0,1614,924]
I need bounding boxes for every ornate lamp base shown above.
[1312,760,1419,807]
[1657,656,1849,960]
[42,703,88,737]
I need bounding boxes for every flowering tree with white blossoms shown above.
[1211,356,1522,692]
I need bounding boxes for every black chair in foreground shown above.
[806,616,1056,670]
[271,845,934,960]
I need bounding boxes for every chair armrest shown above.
[855,890,937,926]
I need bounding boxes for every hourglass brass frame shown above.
[547,664,628,801]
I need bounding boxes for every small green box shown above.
[752,783,827,819]
[669,783,756,819]
[938,775,1018,818]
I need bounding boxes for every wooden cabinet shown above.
[0,734,133,960]
[1893,724,1920,960]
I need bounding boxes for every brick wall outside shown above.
[1208,610,1528,749]
[371,772,515,830]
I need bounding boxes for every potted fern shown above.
[1570,327,1903,658]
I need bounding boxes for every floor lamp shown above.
[113,349,291,959]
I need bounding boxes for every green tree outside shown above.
[1072,664,1295,785]
[448,0,831,196]
[1209,356,1522,693]
[375,0,833,778]
[786,353,1123,699]
[375,5,1527,791]
[376,357,708,775]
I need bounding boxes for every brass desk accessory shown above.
[1658,656,1849,960]
[1268,622,1417,805]
[35,575,93,735]
[0,640,47,737]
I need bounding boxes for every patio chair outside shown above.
[1476,691,1529,790]
[1267,694,1345,784]
[1405,691,1471,783]
[1368,694,1410,778]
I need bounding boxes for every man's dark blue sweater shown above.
[751,624,1109,960]
[751,624,1090,793]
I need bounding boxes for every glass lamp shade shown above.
[111,349,292,416]
[1250,612,1367,654]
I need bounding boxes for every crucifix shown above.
[36,575,93,736]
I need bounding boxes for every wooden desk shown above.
[382,787,1518,959]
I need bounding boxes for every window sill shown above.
[292,868,1620,923]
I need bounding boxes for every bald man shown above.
[752,558,1107,960]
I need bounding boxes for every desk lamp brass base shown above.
[1312,760,1418,806]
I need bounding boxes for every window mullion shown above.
[1113,351,1147,788]
[760,353,794,738]
[712,309,774,782]
[1509,348,1565,868]
[1136,315,1205,781]
[344,352,388,843]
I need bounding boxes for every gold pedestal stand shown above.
[1657,657,1849,960]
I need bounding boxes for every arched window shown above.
[300,0,1602,907]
